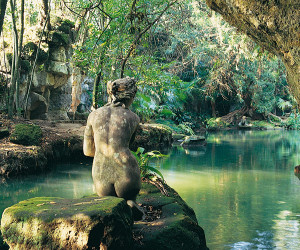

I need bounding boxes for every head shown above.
[107,77,137,108]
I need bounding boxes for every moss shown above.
[0,234,9,250]
[48,31,70,47]
[20,60,31,73]
[22,42,38,60]
[22,42,48,64]
[2,196,133,249]
[10,124,43,146]
[57,20,75,34]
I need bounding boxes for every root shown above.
[220,106,248,124]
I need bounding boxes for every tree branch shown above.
[120,0,179,78]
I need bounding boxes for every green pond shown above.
[1,130,300,249]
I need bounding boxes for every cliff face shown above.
[206,0,300,105]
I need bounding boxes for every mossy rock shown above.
[133,182,208,250]
[57,20,75,34]
[22,42,38,60]
[130,123,173,151]
[1,196,133,249]
[20,60,31,73]
[10,124,42,146]
[22,42,48,64]
[180,135,206,148]
[48,31,71,47]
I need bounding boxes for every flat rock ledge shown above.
[1,183,208,250]
[1,196,133,249]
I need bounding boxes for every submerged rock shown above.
[1,196,133,250]
[180,135,206,148]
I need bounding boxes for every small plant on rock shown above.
[131,147,166,181]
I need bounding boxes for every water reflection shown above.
[158,130,300,249]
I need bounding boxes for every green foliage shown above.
[48,31,70,47]
[22,42,48,64]
[206,118,229,130]
[22,42,37,60]
[131,147,166,180]
[277,98,292,114]
[10,124,43,146]
[252,120,275,129]
[284,113,300,130]
[178,122,195,135]
[20,60,31,73]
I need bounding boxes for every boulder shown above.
[130,124,173,152]
[49,46,67,62]
[1,196,133,250]
[47,61,69,76]
[180,135,206,148]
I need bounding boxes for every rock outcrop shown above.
[12,20,86,121]
[206,0,300,105]
[1,196,133,249]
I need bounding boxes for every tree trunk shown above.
[41,0,51,30]
[92,72,101,109]
[211,99,216,118]
[16,0,25,116]
[8,0,18,118]
[0,0,8,36]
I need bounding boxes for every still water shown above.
[1,130,300,249]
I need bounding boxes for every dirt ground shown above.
[0,113,86,149]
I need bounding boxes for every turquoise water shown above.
[160,130,300,249]
[1,130,300,249]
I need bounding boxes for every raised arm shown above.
[83,113,95,157]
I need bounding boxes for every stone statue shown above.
[238,116,248,126]
[83,77,144,220]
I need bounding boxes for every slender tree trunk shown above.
[15,0,25,116]
[0,0,8,36]
[8,0,19,118]
[211,99,216,117]
[92,72,101,109]
[42,0,51,30]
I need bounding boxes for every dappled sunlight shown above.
[273,210,300,249]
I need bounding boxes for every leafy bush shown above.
[206,118,229,130]
[178,122,195,135]
[131,147,166,180]
[10,124,43,146]
[284,113,300,130]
